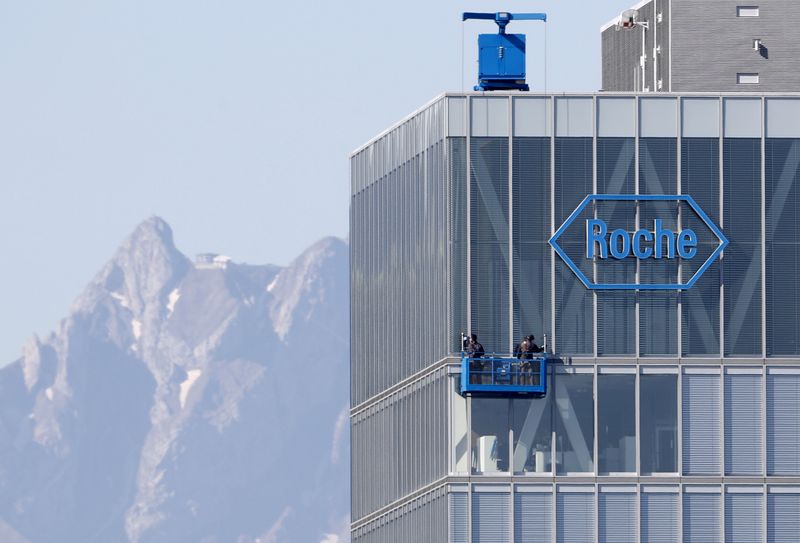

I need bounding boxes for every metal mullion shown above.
[720,364,725,478]
[593,94,598,360]
[594,481,599,543]
[677,96,683,360]
[678,482,684,543]
[635,95,641,359]
[719,96,725,358]
[761,96,767,360]
[551,96,557,353]
[509,95,515,352]
[466,96,472,335]
[636,368,642,477]
[594,367,599,478]
[552,482,557,543]
[761,365,767,478]
[678,366,683,476]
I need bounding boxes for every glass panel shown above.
[512,396,553,474]
[470,137,510,353]
[452,376,469,474]
[471,398,510,473]
[723,138,762,356]
[681,138,721,356]
[768,492,800,542]
[598,374,636,473]
[639,138,678,355]
[725,373,764,475]
[683,492,722,542]
[683,373,722,475]
[557,492,595,543]
[472,491,511,541]
[726,492,763,543]
[596,138,635,355]
[640,374,678,474]
[767,373,800,475]
[554,138,593,355]
[515,491,552,543]
[641,492,679,542]
[512,137,552,346]
[599,492,637,543]
[555,372,595,474]
[766,139,800,356]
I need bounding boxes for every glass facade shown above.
[350,94,800,541]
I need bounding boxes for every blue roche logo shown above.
[549,194,728,290]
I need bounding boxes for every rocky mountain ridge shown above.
[0,217,349,543]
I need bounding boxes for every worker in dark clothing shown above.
[526,334,543,353]
[466,334,485,357]
[466,334,486,384]
[515,335,543,384]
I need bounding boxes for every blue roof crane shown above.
[462,11,547,91]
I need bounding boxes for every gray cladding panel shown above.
[671,0,800,92]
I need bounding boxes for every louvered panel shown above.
[599,492,637,543]
[472,492,510,542]
[767,374,800,475]
[725,492,763,543]
[768,492,800,543]
[725,373,764,475]
[683,492,722,542]
[765,139,800,356]
[681,138,721,356]
[641,492,679,543]
[470,137,509,353]
[449,137,468,353]
[512,137,551,347]
[449,492,468,543]
[514,491,552,543]
[595,150,636,354]
[683,373,721,475]
[639,260,678,355]
[556,492,595,543]
[723,138,763,355]
[554,137,593,355]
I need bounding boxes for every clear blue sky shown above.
[0,0,634,364]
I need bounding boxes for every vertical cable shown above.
[544,22,548,93]
[461,22,465,92]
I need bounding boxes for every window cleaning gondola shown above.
[459,333,548,397]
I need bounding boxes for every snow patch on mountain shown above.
[111,291,131,309]
[166,288,180,315]
[179,369,202,409]
[131,319,142,339]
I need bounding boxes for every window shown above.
[640,373,678,474]
[767,371,800,475]
[471,398,510,473]
[598,373,636,474]
[512,397,553,474]
[683,371,721,475]
[737,6,759,17]
[725,371,764,475]
[554,371,595,474]
[738,73,760,84]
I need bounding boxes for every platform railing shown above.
[459,352,548,396]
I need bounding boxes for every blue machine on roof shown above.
[460,352,548,397]
[462,11,547,92]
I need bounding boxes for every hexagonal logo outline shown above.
[548,194,729,290]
